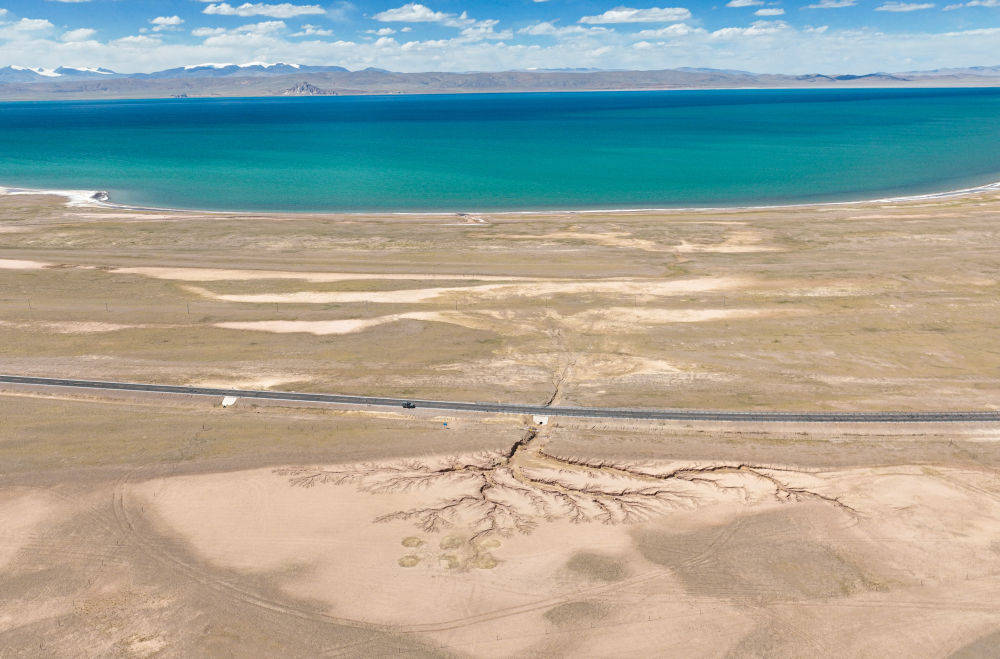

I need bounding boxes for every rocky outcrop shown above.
[281,82,335,96]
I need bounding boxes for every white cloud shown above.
[366,27,396,36]
[579,6,692,24]
[151,16,184,32]
[518,21,611,37]
[875,1,934,9]
[459,22,512,42]
[191,20,287,45]
[152,16,184,26]
[804,0,856,6]
[726,0,765,6]
[202,3,325,18]
[634,23,705,37]
[0,9,7,19]
[60,27,97,42]
[518,21,561,35]
[755,7,785,14]
[192,27,228,37]
[943,0,1000,7]
[6,11,1000,78]
[113,35,162,46]
[712,20,790,38]
[234,20,286,34]
[941,26,1000,34]
[292,24,333,36]
[373,3,465,24]
[0,17,55,42]
[7,18,55,32]
[372,3,500,36]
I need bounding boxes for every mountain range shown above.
[0,62,351,83]
[0,62,998,100]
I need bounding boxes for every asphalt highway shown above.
[3,374,1000,423]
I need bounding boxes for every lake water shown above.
[1,88,1000,212]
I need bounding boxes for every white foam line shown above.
[4,178,1000,216]
[0,186,111,208]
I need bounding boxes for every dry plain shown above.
[2,190,1000,656]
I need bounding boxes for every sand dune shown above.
[567,306,799,329]
[117,266,541,283]
[0,258,50,270]
[187,276,749,305]
[0,320,138,333]
[213,305,778,337]
[215,312,451,335]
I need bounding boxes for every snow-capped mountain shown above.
[0,65,117,82]
[131,62,348,79]
[0,66,61,82]
[0,63,999,99]
[0,62,349,84]
[54,66,117,78]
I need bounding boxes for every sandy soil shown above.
[116,266,543,283]
[215,312,456,335]
[3,391,999,656]
[128,457,1000,655]
[6,189,1000,410]
[674,229,782,253]
[4,190,1000,655]
[184,276,748,306]
[0,258,50,269]
[0,489,59,569]
[566,306,802,329]
[212,307,788,336]
[0,320,140,333]
[192,375,308,389]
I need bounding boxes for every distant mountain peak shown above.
[183,63,236,70]
[243,61,300,69]
[675,66,754,76]
[8,65,60,77]
[183,62,302,71]
[132,62,346,80]
[55,66,115,75]
[1,63,1000,95]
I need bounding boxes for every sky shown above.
[0,0,998,74]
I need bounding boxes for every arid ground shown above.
[2,190,1000,656]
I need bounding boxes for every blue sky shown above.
[0,0,998,73]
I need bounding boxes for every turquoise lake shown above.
[1,88,1000,212]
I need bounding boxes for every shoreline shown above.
[4,177,1000,217]
[1,82,999,105]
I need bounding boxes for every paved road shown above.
[3,374,1000,423]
